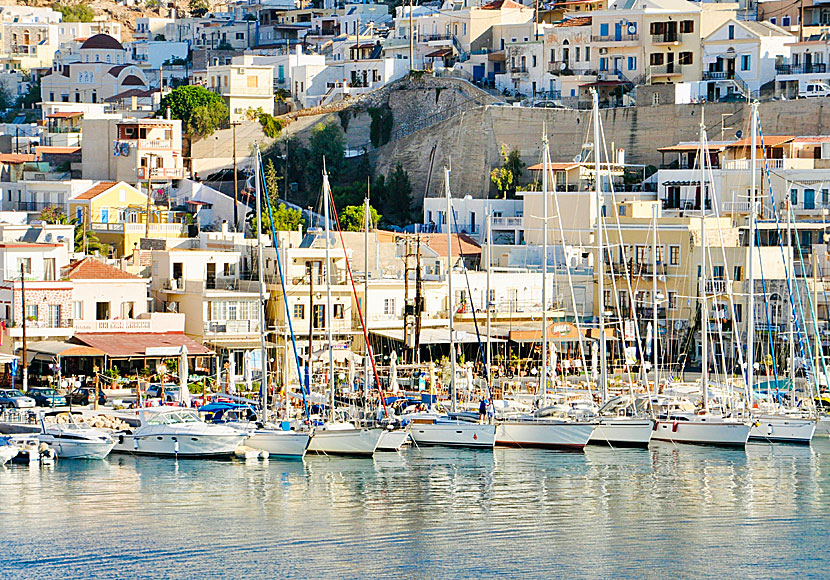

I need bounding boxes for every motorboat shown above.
[110,408,248,458]
[407,412,496,449]
[199,402,310,459]
[648,396,750,447]
[307,421,382,456]
[8,434,56,464]
[588,396,654,448]
[37,411,115,459]
[0,436,19,465]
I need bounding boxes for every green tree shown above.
[189,0,210,17]
[339,205,381,232]
[249,203,304,235]
[52,2,95,22]
[490,166,513,199]
[380,163,413,226]
[263,159,281,202]
[504,147,525,188]
[491,145,524,198]
[16,77,41,110]
[307,121,346,192]
[39,206,106,254]
[157,85,228,137]
[258,111,286,139]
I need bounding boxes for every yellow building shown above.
[69,181,189,257]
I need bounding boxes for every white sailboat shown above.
[651,116,749,447]
[409,167,496,449]
[306,163,382,456]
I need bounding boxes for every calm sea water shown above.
[1,439,829,579]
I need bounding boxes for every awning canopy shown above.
[370,328,504,345]
[72,333,213,359]
[203,337,271,351]
[509,321,585,343]
[23,341,105,362]
[426,48,453,58]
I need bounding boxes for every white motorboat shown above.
[748,415,816,444]
[497,418,595,450]
[246,429,310,458]
[307,422,382,456]
[110,408,248,458]
[408,415,496,449]
[376,428,410,451]
[588,396,653,448]
[0,436,19,465]
[38,411,115,459]
[8,435,56,464]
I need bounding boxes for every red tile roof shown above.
[423,233,481,258]
[35,146,81,156]
[728,135,795,148]
[63,257,140,280]
[46,112,84,119]
[73,333,213,358]
[0,153,36,164]
[554,16,592,27]
[73,182,117,200]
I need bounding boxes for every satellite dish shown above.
[560,61,567,71]
[736,129,743,139]
[573,153,582,163]
[627,23,636,35]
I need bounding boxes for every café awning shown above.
[72,333,213,359]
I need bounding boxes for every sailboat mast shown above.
[787,180,795,408]
[652,203,659,394]
[700,122,709,414]
[445,167,456,413]
[541,136,549,405]
[323,165,335,419]
[254,146,269,418]
[486,205,492,398]
[592,89,608,402]
[364,194,370,414]
[747,102,758,404]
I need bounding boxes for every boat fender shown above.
[652,421,659,431]
[672,421,679,433]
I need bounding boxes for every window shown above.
[383,298,395,316]
[25,304,37,321]
[669,245,680,266]
[680,20,694,33]
[532,55,537,68]
[650,22,664,35]
[823,189,829,205]
[653,92,660,106]
[734,266,743,282]
[121,301,135,319]
[334,303,344,319]
[618,204,626,216]
[740,54,750,71]
[575,47,580,62]
[712,265,725,279]
[650,53,664,66]
[585,47,590,61]
[628,56,637,70]
[18,257,31,274]
[550,48,555,62]
[603,289,613,309]
[679,52,693,65]
[728,24,735,39]
[668,291,677,310]
[312,304,325,329]
[72,301,82,320]
[47,304,60,327]
[770,17,776,25]
[96,302,110,320]
[734,304,742,323]
[247,75,258,88]
[782,15,791,27]
[293,304,305,319]
[617,290,630,311]
[599,57,608,71]
[791,188,798,205]
[600,23,608,37]
[44,258,55,281]
[236,32,244,40]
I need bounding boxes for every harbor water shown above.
[2,440,830,579]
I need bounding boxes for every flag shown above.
[0,320,5,346]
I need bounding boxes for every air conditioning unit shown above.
[822,142,830,159]
[599,48,608,55]
[780,201,788,209]
[598,73,607,80]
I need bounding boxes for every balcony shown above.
[491,216,523,227]
[704,279,729,294]
[203,320,261,334]
[776,63,827,75]
[510,66,528,76]
[590,33,639,43]
[137,167,186,180]
[91,222,188,235]
[73,319,152,332]
[652,33,682,45]
[4,318,73,338]
[650,64,683,77]
[723,158,815,171]
[14,200,61,212]
[702,70,731,81]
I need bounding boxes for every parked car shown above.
[799,82,830,98]
[28,387,67,407]
[145,384,189,404]
[0,389,36,409]
[532,100,563,109]
[718,92,746,103]
[66,387,107,406]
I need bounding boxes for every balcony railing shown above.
[14,200,61,212]
[491,216,523,227]
[73,319,153,332]
[704,279,729,294]
[422,33,452,42]
[137,167,185,179]
[91,222,188,234]
[702,70,730,80]
[203,320,260,334]
[590,33,639,42]
[776,63,827,74]
[652,33,682,44]
[650,64,683,76]
[510,66,528,74]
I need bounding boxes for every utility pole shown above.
[356,16,361,62]
[799,0,804,43]
[414,234,422,364]
[21,262,27,391]
[307,260,314,397]
[144,153,155,239]
[232,121,241,231]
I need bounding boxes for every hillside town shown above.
[0,0,824,451]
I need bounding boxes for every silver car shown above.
[0,389,36,409]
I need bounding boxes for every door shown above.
[805,188,816,210]
[727,58,735,79]
[206,262,216,289]
[615,22,622,41]
[666,52,675,74]
[614,56,623,74]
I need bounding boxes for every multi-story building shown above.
[207,56,275,121]
[775,31,830,97]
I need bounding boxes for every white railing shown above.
[724,158,815,171]
[204,320,260,334]
[721,201,751,213]
[73,319,153,332]
[137,167,185,179]
[491,216,523,227]
[92,223,187,234]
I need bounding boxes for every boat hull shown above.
[246,430,310,458]
[748,417,816,444]
[652,420,749,447]
[39,436,114,459]
[112,432,247,457]
[376,429,409,451]
[410,422,496,449]
[307,428,381,456]
[496,421,595,450]
[589,418,654,448]
[816,415,830,436]
[0,444,18,465]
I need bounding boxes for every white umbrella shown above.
[179,345,189,405]
[390,350,399,393]
[465,364,473,393]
